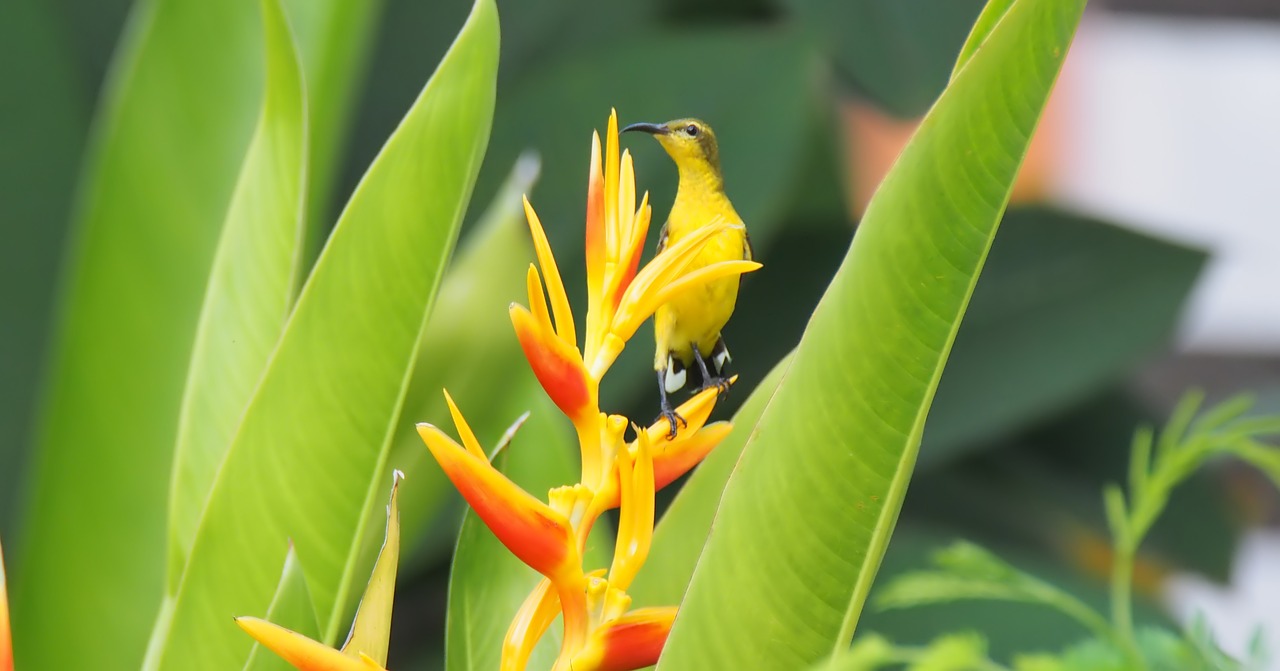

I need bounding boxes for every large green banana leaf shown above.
[145,0,497,668]
[13,0,384,666]
[655,0,1087,668]
[165,0,308,590]
[13,0,267,666]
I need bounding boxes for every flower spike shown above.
[425,110,750,671]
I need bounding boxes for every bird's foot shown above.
[696,376,733,400]
[658,403,687,440]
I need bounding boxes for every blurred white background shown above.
[1053,9,1280,666]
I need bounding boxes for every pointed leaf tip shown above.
[339,474,403,666]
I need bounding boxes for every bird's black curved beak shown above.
[621,122,669,135]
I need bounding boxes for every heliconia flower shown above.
[1,538,11,671]
[235,618,386,671]
[433,110,754,671]
[568,607,678,671]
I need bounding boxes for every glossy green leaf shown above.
[243,547,320,671]
[280,0,385,254]
[656,1,1086,668]
[14,0,266,666]
[443,398,607,671]
[340,472,403,666]
[148,0,498,667]
[166,0,308,589]
[382,154,542,564]
[951,0,1016,80]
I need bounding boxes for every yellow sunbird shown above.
[622,118,753,436]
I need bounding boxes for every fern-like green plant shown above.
[822,392,1280,671]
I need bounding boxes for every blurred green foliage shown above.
[0,0,1232,667]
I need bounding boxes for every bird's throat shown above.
[671,164,730,228]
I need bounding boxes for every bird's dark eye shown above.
[685,124,699,137]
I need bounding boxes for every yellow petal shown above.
[585,130,606,295]
[604,109,620,258]
[523,197,576,349]
[501,579,559,671]
[610,222,753,342]
[236,617,384,671]
[443,390,485,460]
[526,264,553,334]
[617,151,636,263]
[608,430,654,592]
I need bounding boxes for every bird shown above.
[621,118,753,438]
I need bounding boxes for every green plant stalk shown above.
[1108,527,1143,670]
[1105,393,1268,671]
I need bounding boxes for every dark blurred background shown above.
[4,0,1280,666]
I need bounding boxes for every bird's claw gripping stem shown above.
[656,368,686,439]
[659,403,687,440]
[697,377,732,400]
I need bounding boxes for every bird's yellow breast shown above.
[653,179,749,367]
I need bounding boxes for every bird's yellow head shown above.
[621,118,721,175]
